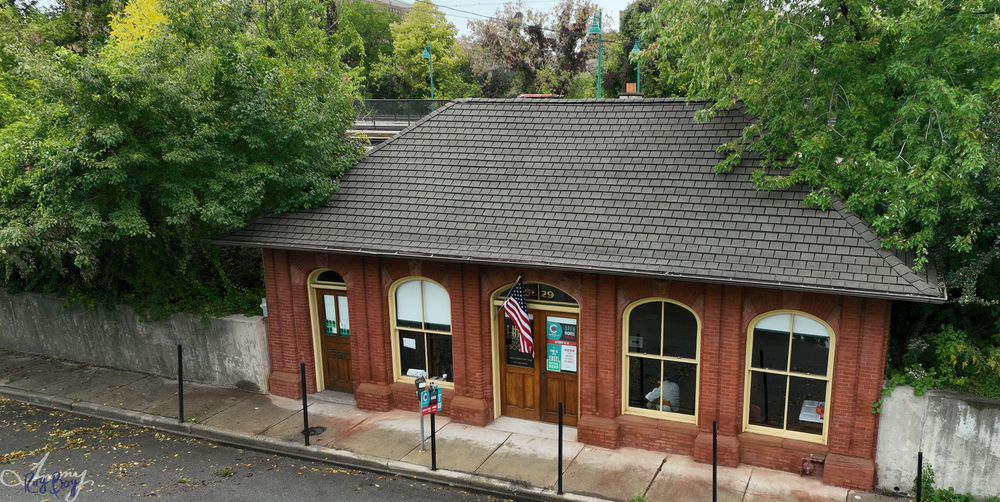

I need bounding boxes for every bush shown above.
[885,324,1000,401]
[914,462,1000,502]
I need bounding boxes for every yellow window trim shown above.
[742,310,835,445]
[312,283,346,291]
[489,281,581,419]
[388,276,455,389]
[620,298,702,424]
[307,268,348,393]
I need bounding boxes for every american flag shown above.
[501,276,533,357]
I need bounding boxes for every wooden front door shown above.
[500,310,579,425]
[316,290,353,393]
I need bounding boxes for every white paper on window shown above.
[395,280,423,324]
[793,315,829,338]
[323,296,337,334]
[560,345,577,372]
[324,296,337,322]
[338,296,350,335]
[756,313,792,333]
[421,281,451,327]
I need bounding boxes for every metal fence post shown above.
[177,345,184,424]
[713,420,718,502]
[301,363,310,446]
[558,400,564,495]
[917,451,923,502]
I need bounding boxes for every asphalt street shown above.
[0,397,513,502]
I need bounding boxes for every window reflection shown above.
[393,279,453,383]
[625,300,699,418]
[746,313,832,438]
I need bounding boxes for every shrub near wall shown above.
[0,289,269,392]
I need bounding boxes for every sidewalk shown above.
[0,350,891,502]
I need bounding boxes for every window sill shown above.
[741,424,827,445]
[392,375,455,391]
[618,413,701,435]
[622,407,697,425]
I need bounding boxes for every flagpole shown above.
[492,275,523,321]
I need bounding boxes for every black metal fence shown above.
[353,99,454,129]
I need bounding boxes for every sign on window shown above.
[545,316,577,373]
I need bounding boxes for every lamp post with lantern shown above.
[587,12,602,98]
[420,43,434,99]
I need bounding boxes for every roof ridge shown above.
[829,197,939,296]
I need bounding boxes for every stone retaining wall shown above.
[876,385,1000,498]
[0,290,268,392]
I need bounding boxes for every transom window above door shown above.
[496,283,579,308]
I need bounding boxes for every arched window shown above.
[744,312,834,442]
[623,299,700,421]
[392,278,453,383]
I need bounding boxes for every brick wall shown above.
[260,251,890,491]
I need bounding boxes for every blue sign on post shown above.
[421,384,443,415]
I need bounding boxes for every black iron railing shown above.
[353,99,454,130]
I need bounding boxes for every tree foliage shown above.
[0,0,364,316]
[2,0,122,54]
[338,0,400,97]
[468,0,598,96]
[645,0,1000,397]
[614,0,677,98]
[372,0,473,98]
[645,0,1000,278]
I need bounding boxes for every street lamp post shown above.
[421,43,434,99]
[588,12,602,98]
[631,36,641,94]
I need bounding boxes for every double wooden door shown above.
[499,310,579,425]
[316,290,353,393]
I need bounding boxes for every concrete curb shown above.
[0,385,75,411]
[0,388,610,502]
[71,401,194,436]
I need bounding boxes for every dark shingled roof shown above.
[210,98,943,303]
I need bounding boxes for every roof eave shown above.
[205,238,947,305]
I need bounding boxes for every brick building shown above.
[211,99,943,491]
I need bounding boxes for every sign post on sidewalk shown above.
[419,382,443,471]
[415,376,427,452]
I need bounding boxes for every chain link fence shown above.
[353,99,454,130]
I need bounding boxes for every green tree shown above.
[646,0,1000,398]
[372,0,474,98]
[338,0,400,97]
[0,0,364,316]
[614,0,678,98]
[0,0,123,54]
[646,0,1000,275]
[468,0,598,96]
